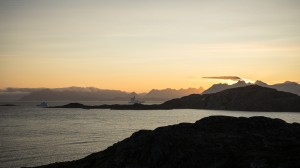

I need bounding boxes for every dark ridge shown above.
[27,116,300,168]
[56,103,88,108]
[52,85,300,112]
[0,104,17,106]
[50,103,166,110]
[161,85,300,111]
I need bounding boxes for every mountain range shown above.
[0,87,204,102]
[143,87,204,101]
[203,80,300,96]
[55,85,300,112]
[1,80,299,102]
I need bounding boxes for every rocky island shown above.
[28,116,300,168]
[1,104,17,106]
[52,85,300,112]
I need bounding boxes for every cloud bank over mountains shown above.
[0,87,204,102]
[1,80,299,102]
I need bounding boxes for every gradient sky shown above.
[1,0,300,92]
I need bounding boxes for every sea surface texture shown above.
[0,102,299,168]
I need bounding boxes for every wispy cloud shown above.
[202,76,241,81]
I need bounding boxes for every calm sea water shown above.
[1,102,300,168]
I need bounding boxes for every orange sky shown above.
[1,0,300,92]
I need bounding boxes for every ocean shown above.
[1,102,300,168]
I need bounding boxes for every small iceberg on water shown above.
[128,96,144,104]
[37,102,48,108]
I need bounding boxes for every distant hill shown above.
[203,80,300,96]
[143,87,204,101]
[161,85,300,112]
[17,86,204,101]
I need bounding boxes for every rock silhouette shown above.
[29,116,300,168]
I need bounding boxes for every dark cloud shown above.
[203,76,241,81]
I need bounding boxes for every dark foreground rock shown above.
[29,116,300,168]
[53,85,300,112]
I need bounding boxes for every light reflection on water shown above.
[0,105,299,168]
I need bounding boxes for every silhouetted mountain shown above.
[271,81,300,96]
[3,83,299,102]
[0,88,45,101]
[29,116,300,168]
[254,80,268,87]
[18,86,204,101]
[143,87,204,101]
[20,87,131,101]
[162,85,300,111]
[202,80,249,94]
[54,86,300,112]
[203,80,300,96]
[0,92,28,102]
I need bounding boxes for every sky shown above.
[1,0,300,92]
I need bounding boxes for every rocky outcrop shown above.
[29,116,300,168]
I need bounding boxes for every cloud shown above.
[202,76,241,81]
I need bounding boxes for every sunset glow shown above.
[1,0,300,92]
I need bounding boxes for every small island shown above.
[1,104,17,106]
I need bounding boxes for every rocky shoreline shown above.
[28,116,300,168]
